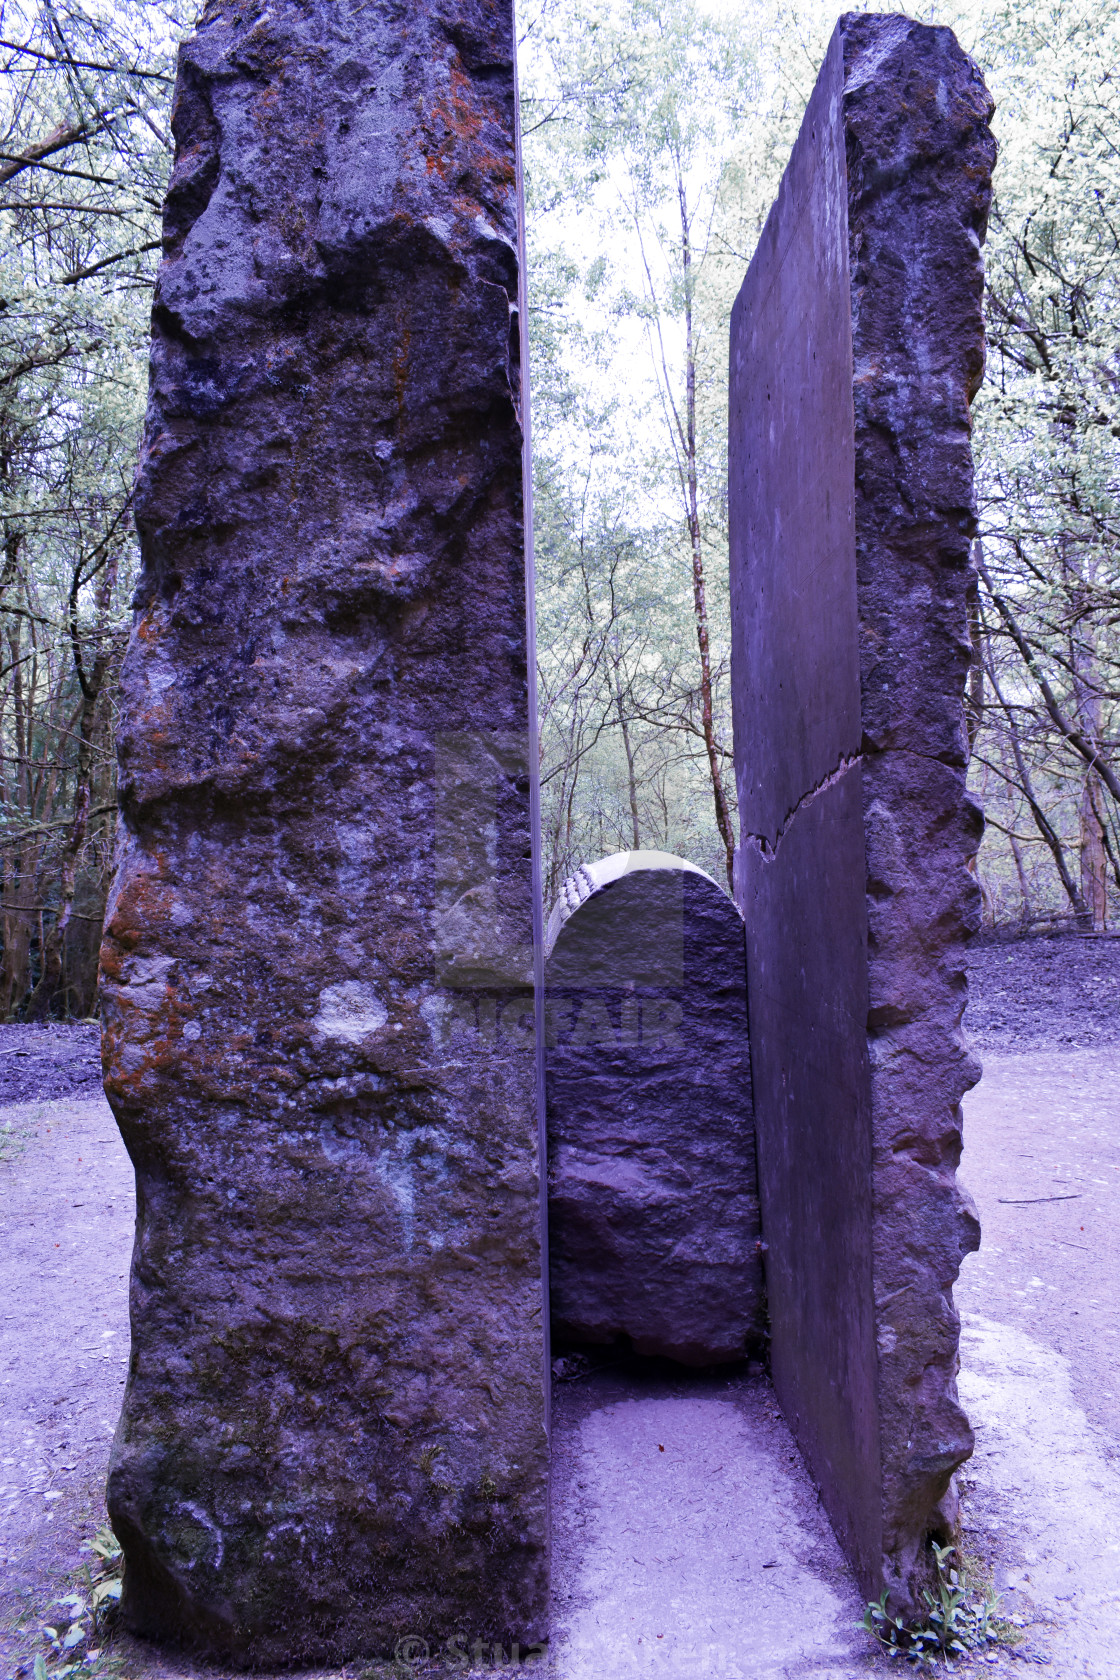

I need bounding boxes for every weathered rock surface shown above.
[729,14,993,1614]
[99,0,546,1663]
[546,852,764,1367]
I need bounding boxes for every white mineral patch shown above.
[375,1148,415,1249]
[313,981,388,1042]
[118,953,176,1010]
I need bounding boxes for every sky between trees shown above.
[0,0,1117,1016]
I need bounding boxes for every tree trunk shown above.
[1079,775,1109,932]
[1070,561,1108,932]
[985,651,1086,920]
[677,172,735,889]
[27,550,116,1018]
[1008,830,1033,925]
[614,663,641,850]
[966,547,985,756]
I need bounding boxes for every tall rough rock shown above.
[98,0,547,1663]
[729,13,993,1613]
[545,852,764,1367]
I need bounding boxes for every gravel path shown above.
[549,1367,871,1678]
[0,1098,132,1675]
[954,1049,1120,1678]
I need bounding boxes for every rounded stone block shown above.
[545,851,764,1366]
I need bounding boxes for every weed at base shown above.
[861,1542,1022,1670]
[0,1113,32,1166]
[31,1523,124,1680]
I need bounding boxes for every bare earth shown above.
[0,1097,132,1672]
[1,934,1118,1678]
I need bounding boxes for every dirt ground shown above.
[0,1025,103,1106]
[0,1096,133,1677]
[1,932,1118,1678]
[965,931,1120,1053]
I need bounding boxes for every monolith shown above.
[729,13,993,1614]
[99,0,546,1663]
[545,852,764,1366]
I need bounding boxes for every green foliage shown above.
[862,1543,1019,1670]
[0,1111,29,1160]
[522,0,758,896]
[0,1098,45,1159]
[0,1,194,1017]
[524,0,1120,926]
[32,1524,124,1680]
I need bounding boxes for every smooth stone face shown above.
[729,13,993,1615]
[98,0,546,1664]
[546,854,764,1367]
[728,19,880,1595]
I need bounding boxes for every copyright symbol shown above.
[395,1635,429,1666]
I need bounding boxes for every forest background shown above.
[0,0,1116,1017]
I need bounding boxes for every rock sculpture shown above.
[729,13,993,1614]
[546,852,764,1366]
[98,0,546,1662]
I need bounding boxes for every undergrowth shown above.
[862,1542,1020,1670]
[0,1112,33,1165]
[32,1524,124,1680]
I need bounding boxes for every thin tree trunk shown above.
[27,550,116,1017]
[1095,794,1120,897]
[967,547,986,756]
[25,690,97,1017]
[1069,561,1108,932]
[978,547,1120,806]
[677,173,734,889]
[613,663,641,850]
[3,615,36,1011]
[985,651,1085,917]
[1079,775,1108,932]
[1008,831,1033,925]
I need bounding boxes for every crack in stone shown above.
[741,742,971,870]
[740,753,863,863]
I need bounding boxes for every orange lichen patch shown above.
[422,66,515,204]
[104,1039,174,1098]
[427,66,484,155]
[101,862,177,965]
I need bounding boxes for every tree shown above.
[959,0,1120,929]
[525,0,1120,931]
[0,0,187,1016]
[521,0,757,893]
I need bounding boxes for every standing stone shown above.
[546,852,764,1366]
[99,0,546,1663]
[729,15,992,1613]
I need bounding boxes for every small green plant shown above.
[861,1542,1018,1670]
[0,1114,30,1164]
[34,1526,124,1679]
